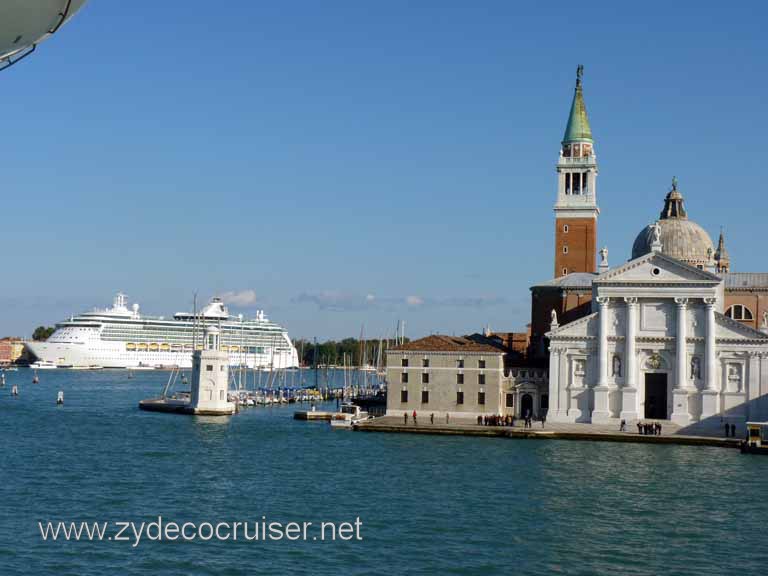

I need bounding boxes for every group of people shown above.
[402,410,547,428]
[403,411,451,425]
[724,422,738,437]
[637,421,663,435]
[477,414,515,427]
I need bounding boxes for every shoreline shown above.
[355,417,742,449]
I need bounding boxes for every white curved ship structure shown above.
[25,293,299,370]
[1,0,89,69]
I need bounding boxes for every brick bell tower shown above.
[554,65,599,277]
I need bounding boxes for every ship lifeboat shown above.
[183,344,193,351]
[160,343,170,351]
[137,343,148,352]
[221,345,230,352]
[149,343,159,352]
[126,343,136,351]
[229,345,240,353]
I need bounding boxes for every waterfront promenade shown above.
[356,416,742,448]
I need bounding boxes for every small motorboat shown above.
[741,422,768,454]
[30,361,57,370]
[330,403,370,429]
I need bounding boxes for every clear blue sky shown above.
[2,0,767,340]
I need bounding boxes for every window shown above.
[563,224,569,233]
[457,391,464,405]
[421,390,429,404]
[478,374,486,385]
[478,391,486,405]
[401,372,408,384]
[220,365,225,371]
[456,373,464,385]
[400,389,408,403]
[562,245,569,254]
[562,268,568,276]
[457,359,464,368]
[506,393,514,408]
[422,373,429,384]
[206,365,213,372]
[726,305,754,321]
[401,358,408,367]
[478,359,486,369]
[422,358,429,368]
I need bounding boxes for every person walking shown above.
[412,410,417,425]
[541,413,547,428]
[446,413,450,424]
[404,412,408,425]
[430,413,434,425]
[620,419,626,432]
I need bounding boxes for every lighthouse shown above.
[189,326,235,415]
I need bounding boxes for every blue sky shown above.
[1,0,767,340]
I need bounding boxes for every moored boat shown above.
[741,421,768,454]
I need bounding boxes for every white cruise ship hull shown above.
[24,293,300,370]
[25,340,298,370]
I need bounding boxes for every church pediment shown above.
[716,313,768,342]
[547,312,598,339]
[595,252,721,285]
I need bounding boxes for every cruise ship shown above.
[25,293,299,370]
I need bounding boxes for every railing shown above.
[558,155,597,166]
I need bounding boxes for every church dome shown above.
[631,179,715,268]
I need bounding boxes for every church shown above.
[541,67,768,429]
[385,67,768,429]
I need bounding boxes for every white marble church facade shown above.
[547,250,768,428]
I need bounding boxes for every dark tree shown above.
[32,326,55,341]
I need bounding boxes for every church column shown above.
[671,298,691,425]
[701,297,719,418]
[592,296,612,422]
[620,298,639,421]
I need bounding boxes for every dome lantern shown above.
[632,179,716,269]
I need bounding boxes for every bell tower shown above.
[554,65,599,277]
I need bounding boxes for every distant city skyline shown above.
[2,0,767,340]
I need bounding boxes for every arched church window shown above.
[725,305,753,321]
[563,224,569,233]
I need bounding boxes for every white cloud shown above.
[220,290,258,307]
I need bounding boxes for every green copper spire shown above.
[562,65,593,143]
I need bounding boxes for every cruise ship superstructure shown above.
[25,293,299,369]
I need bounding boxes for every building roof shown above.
[531,272,597,290]
[389,334,505,354]
[724,273,768,290]
[562,65,593,143]
[631,180,715,266]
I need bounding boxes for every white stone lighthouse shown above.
[190,326,235,415]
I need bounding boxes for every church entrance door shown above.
[521,394,534,418]
[644,373,668,419]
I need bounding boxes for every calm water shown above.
[1,369,766,576]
